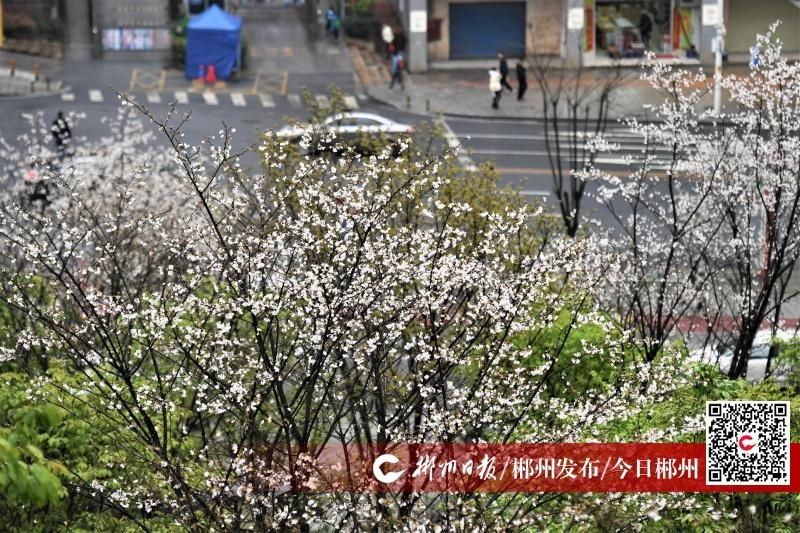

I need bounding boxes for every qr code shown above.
[706,401,790,485]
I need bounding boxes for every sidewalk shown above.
[354,43,751,120]
[0,50,63,96]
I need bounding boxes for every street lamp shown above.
[712,0,725,115]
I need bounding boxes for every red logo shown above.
[738,434,757,452]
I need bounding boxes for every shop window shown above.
[595,0,673,58]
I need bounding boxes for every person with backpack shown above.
[331,13,341,42]
[389,52,405,90]
[51,111,72,160]
[325,7,335,37]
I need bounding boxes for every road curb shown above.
[0,88,66,101]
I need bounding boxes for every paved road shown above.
[0,4,703,228]
[0,6,364,166]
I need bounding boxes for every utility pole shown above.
[339,0,345,43]
[713,0,725,114]
[64,0,93,60]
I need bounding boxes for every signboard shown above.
[410,10,427,33]
[702,4,721,26]
[103,28,171,51]
[567,7,584,30]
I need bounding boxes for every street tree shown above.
[527,48,624,237]
[0,96,692,530]
[595,28,800,374]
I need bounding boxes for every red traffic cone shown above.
[204,64,217,85]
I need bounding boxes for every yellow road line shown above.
[128,69,138,92]
[280,72,288,96]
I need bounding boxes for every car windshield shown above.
[721,343,775,360]
[335,118,359,127]
[355,117,383,126]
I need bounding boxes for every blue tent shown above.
[185,5,242,81]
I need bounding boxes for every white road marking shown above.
[446,116,663,135]
[202,91,219,105]
[146,91,161,104]
[61,92,75,101]
[231,92,247,106]
[343,95,358,109]
[315,94,329,108]
[438,118,476,171]
[88,89,103,102]
[174,91,189,104]
[520,190,551,196]
[455,131,667,150]
[464,148,547,156]
[287,93,301,108]
[469,148,666,166]
[259,93,275,107]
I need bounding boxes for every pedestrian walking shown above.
[638,10,654,49]
[498,52,513,93]
[516,60,527,101]
[381,23,395,58]
[389,52,405,90]
[51,111,71,159]
[331,13,341,42]
[749,44,761,69]
[489,67,502,109]
[325,7,336,38]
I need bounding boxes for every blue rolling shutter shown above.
[449,2,526,59]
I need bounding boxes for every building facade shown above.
[95,0,172,59]
[426,0,563,62]
[406,0,800,70]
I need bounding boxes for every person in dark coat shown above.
[639,11,654,49]
[497,52,513,93]
[516,60,527,101]
[51,111,71,159]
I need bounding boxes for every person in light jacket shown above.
[489,68,502,109]
[381,24,395,58]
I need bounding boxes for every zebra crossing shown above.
[60,88,363,111]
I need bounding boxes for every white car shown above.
[276,112,414,154]
[694,329,797,382]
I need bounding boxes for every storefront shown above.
[426,0,563,64]
[448,2,526,59]
[97,0,172,57]
[725,0,800,60]
[581,0,701,65]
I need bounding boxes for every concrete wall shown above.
[97,1,171,29]
[727,0,800,54]
[427,0,563,61]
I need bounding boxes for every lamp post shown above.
[712,0,725,115]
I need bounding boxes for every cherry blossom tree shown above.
[595,27,800,376]
[527,50,624,237]
[0,97,690,529]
